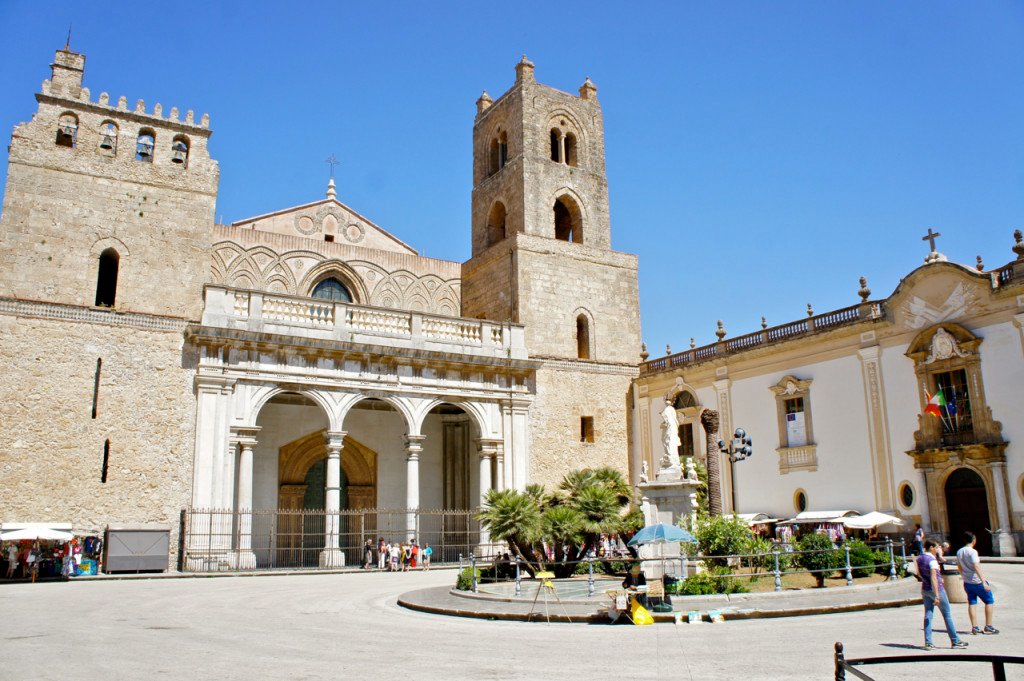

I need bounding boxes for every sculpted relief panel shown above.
[210,242,461,315]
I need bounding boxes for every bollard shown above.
[470,553,477,593]
[514,555,522,597]
[834,641,846,681]
[587,555,595,597]
[887,538,896,580]
[844,545,853,586]
[900,538,906,564]
[459,553,464,574]
[773,550,782,592]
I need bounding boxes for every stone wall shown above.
[0,312,196,565]
[528,363,634,489]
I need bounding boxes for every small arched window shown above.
[135,129,155,162]
[553,196,582,243]
[576,314,590,359]
[486,201,507,246]
[95,248,120,307]
[171,136,190,166]
[498,131,508,169]
[550,129,561,162]
[674,392,697,410]
[56,113,78,148]
[311,277,353,302]
[564,132,578,167]
[488,138,500,176]
[98,121,118,154]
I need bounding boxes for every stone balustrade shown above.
[777,445,818,473]
[202,286,527,360]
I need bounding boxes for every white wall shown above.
[979,320,1024,526]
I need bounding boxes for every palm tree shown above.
[477,489,543,574]
[701,408,724,516]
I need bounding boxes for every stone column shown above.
[477,439,500,549]
[858,345,896,512]
[320,431,346,568]
[231,426,259,570]
[187,375,234,571]
[405,434,425,540]
[918,467,933,532]
[494,443,506,491]
[991,462,1018,557]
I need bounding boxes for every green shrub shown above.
[676,567,748,595]
[695,514,750,568]
[795,533,842,587]
[745,536,791,574]
[843,540,876,578]
[455,567,481,591]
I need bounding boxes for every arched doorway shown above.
[945,467,992,556]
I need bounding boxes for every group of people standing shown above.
[914,527,999,650]
[364,538,432,572]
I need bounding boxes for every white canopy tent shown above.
[842,512,904,530]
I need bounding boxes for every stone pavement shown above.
[1,564,1021,680]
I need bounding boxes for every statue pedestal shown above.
[637,474,702,580]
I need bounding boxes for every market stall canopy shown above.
[842,512,904,529]
[0,527,74,541]
[737,513,779,526]
[777,510,861,525]
[627,523,697,546]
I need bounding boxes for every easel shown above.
[527,571,572,623]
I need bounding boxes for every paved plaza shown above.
[1,565,1022,680]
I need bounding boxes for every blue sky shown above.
[1,2,1022,355]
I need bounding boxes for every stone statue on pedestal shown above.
[659,399,681,476]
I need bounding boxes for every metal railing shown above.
[834,641,1024,680]
[180,507,481,572]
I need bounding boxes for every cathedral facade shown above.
[0,48,640,568]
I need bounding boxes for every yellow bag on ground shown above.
[631,599,654,626]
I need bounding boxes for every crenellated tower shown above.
[462,57,641,487]
[0,47,219,319]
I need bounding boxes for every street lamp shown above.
[718,428,753,513]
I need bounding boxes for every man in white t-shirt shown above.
[956,531,998,635]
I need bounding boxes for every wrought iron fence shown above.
[834,641,1024,680]
[180,507,481,572]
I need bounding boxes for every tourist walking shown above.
[389,542,399,571]
[377,538,386,570]
[422,543,432,570]
[916,539,968,650]
[913,524,925,555]
[957,531,999,635]
[363,539,374,569]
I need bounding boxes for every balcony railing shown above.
[641,302,883,375]
[201,285,527,360]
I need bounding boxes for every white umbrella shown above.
[0,527,74,541]
[842,512,904,530]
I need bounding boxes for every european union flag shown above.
[946,389,958,416]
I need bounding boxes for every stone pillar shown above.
[991,462,1018,557]
[713,378,734,513]
[494,443,506,491]
[187,375,234,571]
[477,439,500,548]
[320,431,346,568]
[918,467,933,532]
[857,345,896,512]
[230,426,259,570]
[405,434,425,540]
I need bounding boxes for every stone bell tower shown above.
[462,57,641,488]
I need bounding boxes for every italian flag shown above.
[924,390,946,418]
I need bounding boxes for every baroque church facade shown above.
[0,48,640,568]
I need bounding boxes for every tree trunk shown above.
[701,408,723,516]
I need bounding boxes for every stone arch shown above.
[248,386,339,431]
[337,394,416,436]
[90,236,131,258]
[573,306,595,359]
[486,200,507,246]
[300,259,368,304]
[553,193,584,244]
[942,465,994,555]
[277,429,377,510]
[412,398,490,439]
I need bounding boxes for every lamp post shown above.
[718,428,753,513]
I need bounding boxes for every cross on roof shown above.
[922,227,941,252]
[325,154,340,178]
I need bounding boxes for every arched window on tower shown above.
[564,132,578,167]
[136,129,155,162]
[553,196,582,243]
[56,113,78,148]
[98,121,118,154]
[489,138,500,176]
[311,277,353,302]
[171,135,190,167]
[486,201,507,246]
[550,129,561,162]
[95,248,120,307]
[576,314,591,359]
[499,131,508,168]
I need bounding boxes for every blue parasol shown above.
[627,523,697,546]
